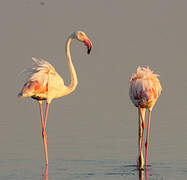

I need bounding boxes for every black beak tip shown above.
[87,48,91,54]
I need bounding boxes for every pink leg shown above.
[39,102,46,141]
[44,103,50,129]
[138,106,145,156]
[139,105,145,130]
[39,102,49,166]
[138,107,145,169]
[145,109,151,166]
[39,102,45,129]
[43,103,50,165]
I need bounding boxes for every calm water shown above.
[1,0,187,179]
[1,158,187,180]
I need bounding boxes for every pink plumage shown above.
[18,31,92,168]
[129,66,162,169]
[19,57,65,103]
[129,66,162,110]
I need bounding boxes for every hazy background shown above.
[0,0,187,179]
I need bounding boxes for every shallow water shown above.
[1,158,187,180]
[1,0,187,179]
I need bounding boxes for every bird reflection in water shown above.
[42,165,48,180]
[138,168,149,180]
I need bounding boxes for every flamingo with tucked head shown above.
[129,66,162,169]
[18,31,92,166]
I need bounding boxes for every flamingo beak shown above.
[84,38,92,54]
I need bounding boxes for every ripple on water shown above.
[52,159,187,180]
[1,159,187,180]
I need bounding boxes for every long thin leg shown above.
[39,102,49,165]
[44,103,50,129]
[42,103,50,165]
[39,102,45,130]
[145,109,151,166]
[138,107,145,169]
[138,106,145,154]
[139,106,145,130]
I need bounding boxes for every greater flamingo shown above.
[129,66,162,169]
[18,31,92,166]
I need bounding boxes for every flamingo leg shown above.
[138,107,145,169]
[138,106,145,152]
[43,103,50,165]
[39,102,49,165]
[44,103,50,129]
[39,102,45,129]
[145,109,151,166]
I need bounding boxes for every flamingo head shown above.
[75,31,92,54]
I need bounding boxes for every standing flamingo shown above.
[18,31,92,166]
[129,66,162,169]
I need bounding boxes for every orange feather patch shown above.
[23,81,48,95]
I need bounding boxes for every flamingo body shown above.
[129,66,162,169]
[18,31,92,167]
[129,66,162,109]
[19,57,67,103]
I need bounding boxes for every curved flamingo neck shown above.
[65,33,78,95]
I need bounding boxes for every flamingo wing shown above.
[19,57,65,101]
